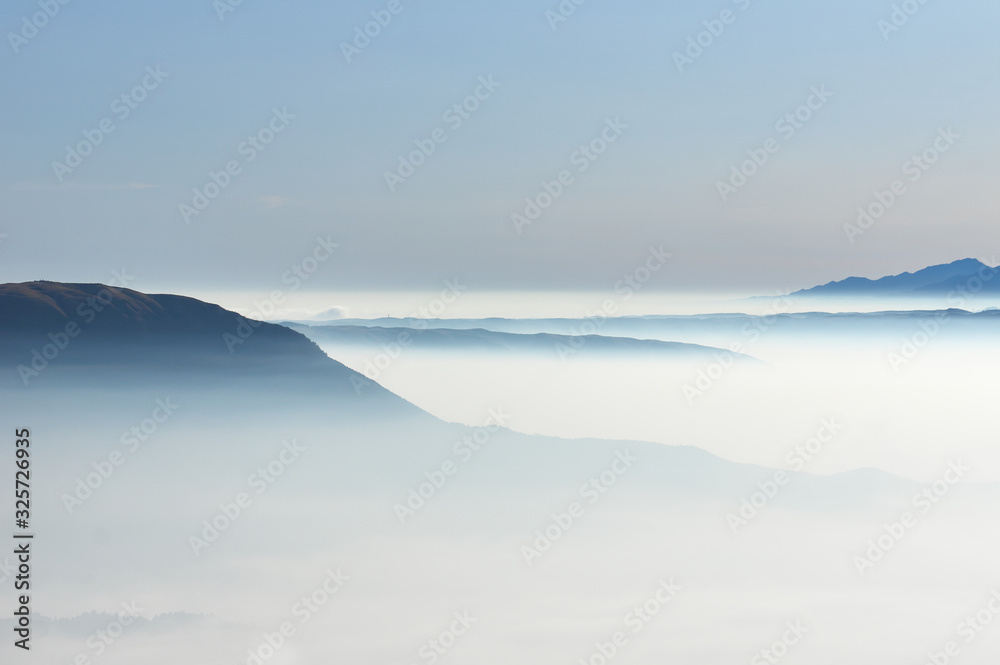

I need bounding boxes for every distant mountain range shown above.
[791,258,999,297]
[0,282,886,502]
[0,279,970,497]
[288,323,759,362]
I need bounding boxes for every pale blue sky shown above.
[1,0,997,293]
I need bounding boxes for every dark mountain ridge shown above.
[792,258,999,297]
[289,323,760,361]
[0,281,326,364]
[0,281,418,416]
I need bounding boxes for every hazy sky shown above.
[1,0,998,295]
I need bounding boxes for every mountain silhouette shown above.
[289,323,760,362]
[0,281,336,365]
[0,281,415,414]
[791,258,998,296]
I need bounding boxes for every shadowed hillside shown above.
[0,282,420,416]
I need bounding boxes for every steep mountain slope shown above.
[0,281,419,415]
